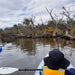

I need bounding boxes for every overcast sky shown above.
[0,0,75,29]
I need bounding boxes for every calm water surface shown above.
[0,38,75,75]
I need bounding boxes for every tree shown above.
[14,24,18,34]
[0,29,3,34]
[62,6,73,29]
[46,8,58,34]
[23,18,30,26]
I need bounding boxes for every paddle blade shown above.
[0,67,18,74]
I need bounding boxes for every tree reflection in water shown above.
[0,38,75,75]
[1,38,75,56]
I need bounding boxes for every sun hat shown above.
[44,49,70,70]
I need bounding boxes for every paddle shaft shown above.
[19,69,43,71]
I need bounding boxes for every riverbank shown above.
[16,35,75,41]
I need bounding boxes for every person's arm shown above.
[65,64,75,75]
[69,68,75,75]
[65,68,75,75]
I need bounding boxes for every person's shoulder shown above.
[65,68,75,75]
[65,64,75,75]
[70,68,75,75]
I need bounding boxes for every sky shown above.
[0,0,75,29]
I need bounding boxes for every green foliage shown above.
[23,18,30,26]
[62,32,66,35]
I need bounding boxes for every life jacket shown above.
[43,66,65,75]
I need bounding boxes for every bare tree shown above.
[46,8,58,34]
[30,16,35,27]
[62,6,74,29]
[62,6,71,20]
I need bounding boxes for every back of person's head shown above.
[44,49,70,70]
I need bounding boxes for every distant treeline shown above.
[0,7,75,39]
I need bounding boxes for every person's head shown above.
[44,49,70,70]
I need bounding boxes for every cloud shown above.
[0,0,75,29]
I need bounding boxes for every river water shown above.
[0,38,75,75]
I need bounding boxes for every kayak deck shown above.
[34,60,44,75]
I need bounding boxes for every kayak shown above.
[34,59,43,75]
[34,54,48,75]
[34,55,74,75]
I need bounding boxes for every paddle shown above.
[0,67,43,74]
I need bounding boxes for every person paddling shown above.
[43,49,75,75]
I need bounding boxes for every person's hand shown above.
[69,68,75,75]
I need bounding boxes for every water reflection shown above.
[15,39,36,56]
[1,38,75,55]
[1,38,75,56]
[0,38,75,75]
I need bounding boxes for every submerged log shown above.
[15,32,75,41]
[61,35,75,40]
